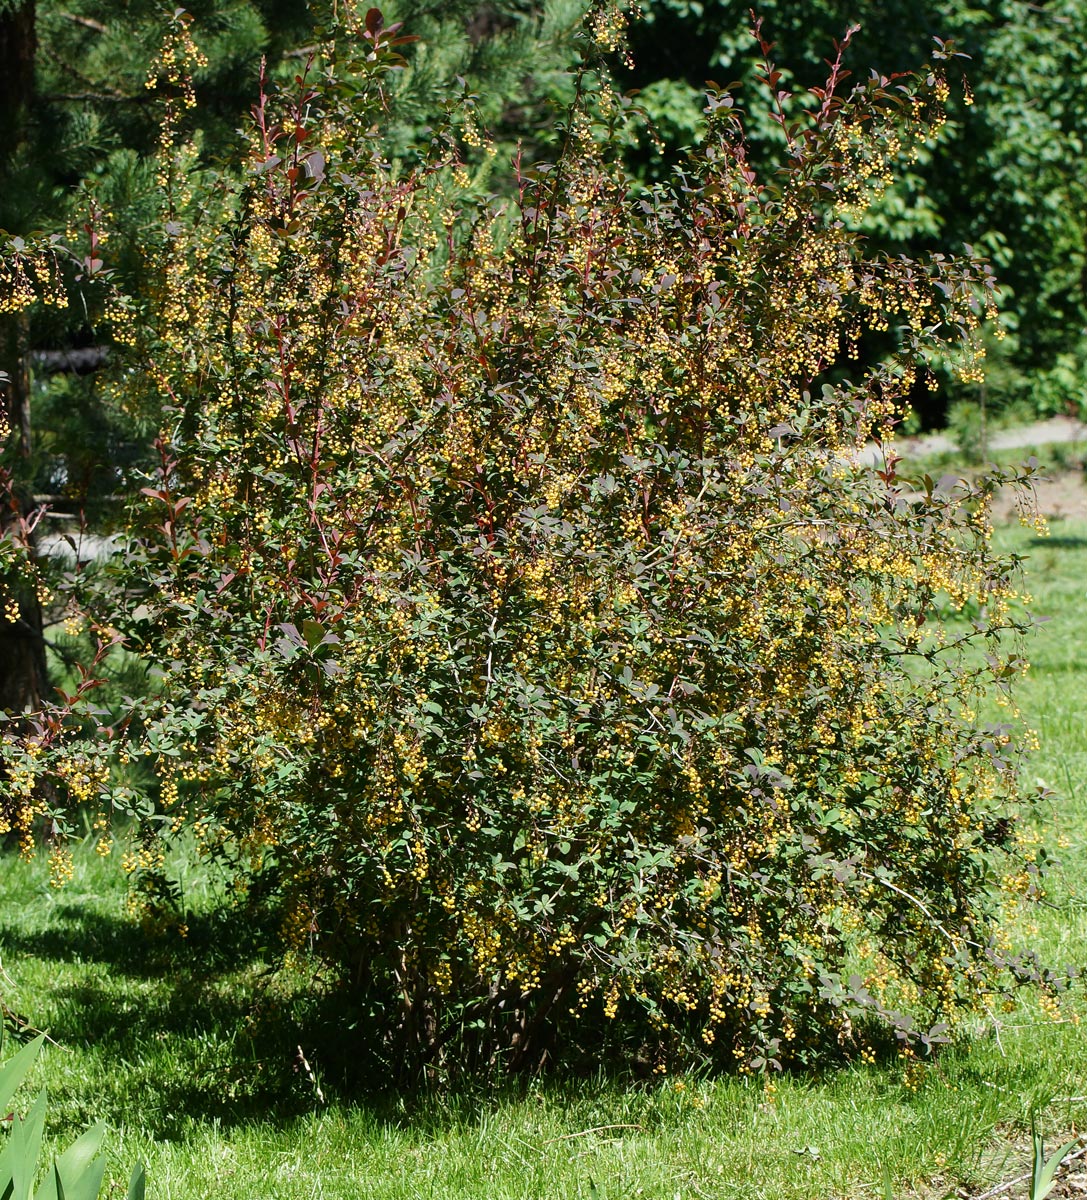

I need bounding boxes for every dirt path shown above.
[858,416,1087,523]
[858,416,1087,467]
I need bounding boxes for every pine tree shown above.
[0,0,591,712]
[0,0,48,714]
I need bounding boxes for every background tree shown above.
[0,0,47,713]
[619,0,1087,424]
[4,0,585,513]
[0,0,591,710]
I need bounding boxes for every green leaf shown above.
[35,1123,107,1200]
[0,1128,13,1197]
[9,1090,48,1200]
[54,1123,107,1184]
[127,1163,145,1200]
[1030,1123,1079,1200]
[0,1037,45,1118]
[301,620,326,650]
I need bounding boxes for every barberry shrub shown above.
[77,7,1052,1073]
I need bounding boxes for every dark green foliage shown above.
[621,0,1087,423]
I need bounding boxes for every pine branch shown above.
[58,11,107,34]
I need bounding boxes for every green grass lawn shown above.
[3,518,1087,1199]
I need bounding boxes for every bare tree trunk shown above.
[0,0,46,717]
[2,312,32,460]
[0,314,46,716]
[0,577,47,718]
[0,3,35,125]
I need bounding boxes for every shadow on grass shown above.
[0,896,694,1138]
[0,900,361,1135]
[0,895,608,1138]
[0,867,886,1140]
[1029,535,1087,549]
[1,901,270,977]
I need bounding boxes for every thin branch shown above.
[859,870,981,950]
[543,1125,644,1144]
[39,42,125,96]
[58,11,107,33]
[984,1008,1006,1058]
[44,91,149,104]
[1023,1,1071,20]
[972,1139,1086,1200]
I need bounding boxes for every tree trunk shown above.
[0,313,46,716]
[2,312,32,459]
[0,3,36,127]
[0,0,45,717]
